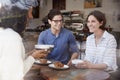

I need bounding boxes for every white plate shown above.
[35,44,54,50]
[48,64,69,70]
[34,60,52,65]
[72,59,84,65]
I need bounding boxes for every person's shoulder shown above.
[41,28,50,33]
[63,28,71,31]
[62,28,73,34]
[40,28,50,36]
[87,33,94,39]
[3,28,22,41]
[104,31,115,39]
[5,28,21,38]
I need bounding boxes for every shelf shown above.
[61,10,84,25]
[61,10,89,41]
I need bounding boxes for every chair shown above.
[110,50,120,80]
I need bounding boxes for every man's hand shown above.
[31,50,48,59]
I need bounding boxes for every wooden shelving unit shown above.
[61,10,84,26]
[61,10,90,41]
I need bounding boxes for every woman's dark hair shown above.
[86,10,106,30]
[47,9,63,20]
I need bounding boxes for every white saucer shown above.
[35,44,54,50]
[72,59,84,65]
[34,60,52,65]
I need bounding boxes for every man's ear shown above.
[48,19,51,24]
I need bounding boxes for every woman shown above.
[75,10,118,71]
[0,1,48,80]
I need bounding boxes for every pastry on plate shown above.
[54,61,64,68]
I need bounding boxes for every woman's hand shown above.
[75,60,92,69]
[67,60,72,66]
[31,50,48,59]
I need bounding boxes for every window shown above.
[53,0,66,10]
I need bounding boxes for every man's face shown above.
[48,15,63,31]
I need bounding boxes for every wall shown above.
[39,0,120,31]
[40,0,52,20]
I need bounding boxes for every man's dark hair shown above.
[47,9,63,20]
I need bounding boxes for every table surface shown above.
[24,63,110,80]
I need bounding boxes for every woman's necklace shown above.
[95,36,102,47]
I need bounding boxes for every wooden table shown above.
[24,63,110,80]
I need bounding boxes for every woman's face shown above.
[87,15,103,33]
[48,15,63,31]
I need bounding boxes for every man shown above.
[38,9,79,65]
